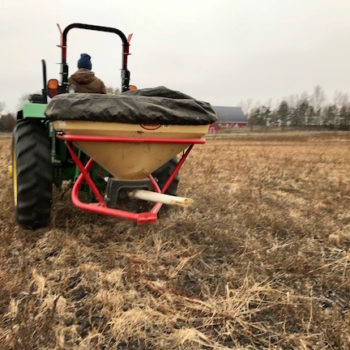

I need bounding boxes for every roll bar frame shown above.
[60,23,131,92]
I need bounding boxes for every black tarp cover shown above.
[45,87,217,125]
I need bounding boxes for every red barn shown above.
[209,106,247,133]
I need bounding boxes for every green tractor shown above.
[12,23,179,230]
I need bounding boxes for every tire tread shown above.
[13,119,52,229]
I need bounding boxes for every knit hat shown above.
[77,53,92,70]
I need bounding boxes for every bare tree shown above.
[333,90,349,109]
[0,101,5,113]
[264,98,274,110]
[285,94,299,109]
[277,101,289,130]
[239,98,254,118]
[310,85,326,113]
[0,113,15,131]
[106,86,120,94]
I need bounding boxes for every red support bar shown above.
[72,175,156,223]
[56,133,202,224]
[123,43,130,68]
[161,145,193,194]
[56,134,206,145]
[67,140,158,224]
[61,40,67,61]
[65,141,106,206]
[148,174,163,215]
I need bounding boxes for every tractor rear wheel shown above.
[12,119,52,229]
[152,157,179,196]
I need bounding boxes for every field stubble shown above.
[0,133,349,349]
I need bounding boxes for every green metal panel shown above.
[23,103,47,118]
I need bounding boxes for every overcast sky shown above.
[1,0,350,112]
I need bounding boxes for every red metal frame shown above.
[57,134,204,224]
[58,134,206,144]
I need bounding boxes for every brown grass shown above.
[0,133,350,349]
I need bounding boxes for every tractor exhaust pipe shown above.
[129,190,193,208]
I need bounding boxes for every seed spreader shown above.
[12,23,216,229]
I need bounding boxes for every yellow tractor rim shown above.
[12,146,17,206]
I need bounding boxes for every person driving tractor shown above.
[68,53,106,94]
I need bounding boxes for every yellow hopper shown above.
[53,120,208,224]
[53,120,208,180]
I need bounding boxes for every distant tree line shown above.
[0,102,15,132]
[106,86,120,94]
[0,113,15,131]
[241,86,350,130]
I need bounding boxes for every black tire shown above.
[12,119,52,229]
[152,157,179,196]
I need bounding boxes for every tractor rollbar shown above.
[41,59,48,103]
[60,23,130,92]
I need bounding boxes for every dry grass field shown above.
[0,132,349,349]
